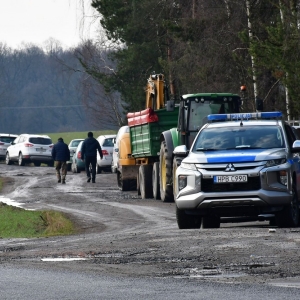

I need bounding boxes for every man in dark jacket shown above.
[81,131,103,183]
[51,137,70,184]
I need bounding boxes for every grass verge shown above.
[0,178,77,238]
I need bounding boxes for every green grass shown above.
[46,130,117,145]
[0,178,77,238]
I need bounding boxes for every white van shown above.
[111,126,129,173]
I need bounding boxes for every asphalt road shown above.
[1,164,300,299]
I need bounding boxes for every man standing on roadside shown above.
[51,137,70,184]
[81,131,103,183]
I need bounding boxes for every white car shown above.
[6,134,54,167]
[67,139,84,171]
[96,134,116,173]
[111,126,129,173]
[0,133,19,160]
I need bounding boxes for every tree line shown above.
[0,41,123,134]
[79,0,300,120]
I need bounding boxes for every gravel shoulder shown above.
[1,164,300,288]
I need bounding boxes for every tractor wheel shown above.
[159,141,174,202]
[172,156,183,200]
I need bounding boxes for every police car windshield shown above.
[193,125,285,151]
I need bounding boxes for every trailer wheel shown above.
[137,174,141,195]
[276,183,299,227]
[117,171,130,191]
[159,141,174,202]
[139,165,153,199]
[152,162,160,200]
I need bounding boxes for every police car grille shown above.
[201,177,261,192]
[201,166,258,172]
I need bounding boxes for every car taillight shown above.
[102,150,109,155]
[49,144,53,148]
[0,142,4,145]
[77,151,81,159]
[24,143,34,147]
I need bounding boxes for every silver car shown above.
[174,111,300,229]
[96,134,116,173]
[67,139,84,171]
[0,134,18,160]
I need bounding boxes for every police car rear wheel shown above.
[276,184,299,228]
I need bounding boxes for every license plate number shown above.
[36,148,46,152]
[213,175,247,183]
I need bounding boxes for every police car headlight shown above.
[265,158,286,167]
[180,162,197,171]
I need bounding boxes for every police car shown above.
[173,112,300,229]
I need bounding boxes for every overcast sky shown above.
[0,0,99,49]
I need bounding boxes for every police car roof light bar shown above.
[207,111,282,122]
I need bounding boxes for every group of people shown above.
[51,131,103,184]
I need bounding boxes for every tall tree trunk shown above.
[279,0,290,119]
[245,0,258,109]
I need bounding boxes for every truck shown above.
[116,73,241,201]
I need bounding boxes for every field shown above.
[46,130,117,145]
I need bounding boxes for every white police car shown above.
[173,112,300,229]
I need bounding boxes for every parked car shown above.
[67,139,84,171]
[71,141,85,173]
[96,134,116,173]
[0,133,19,160]
[111,126,129,173]
[6,134,54,166]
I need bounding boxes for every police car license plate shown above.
[213,175,247,183]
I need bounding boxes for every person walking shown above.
[81,131,103,183]
[51,137,70,184]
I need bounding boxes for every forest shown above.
[0,41,122,134]
[82,0,300,120]
[1,0,300,135]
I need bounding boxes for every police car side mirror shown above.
[291,140,300,153]
[173,145,189,157]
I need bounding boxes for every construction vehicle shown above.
[117,73,241,201]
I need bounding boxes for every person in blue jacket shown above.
[51,137,70,184]
[81,132,103,183]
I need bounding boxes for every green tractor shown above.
[120,74,241,201]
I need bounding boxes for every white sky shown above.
[0,0,99,49]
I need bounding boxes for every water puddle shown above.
[0,196,25,208]
[41,257,90,262]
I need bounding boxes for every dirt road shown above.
[1,164,300,288]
